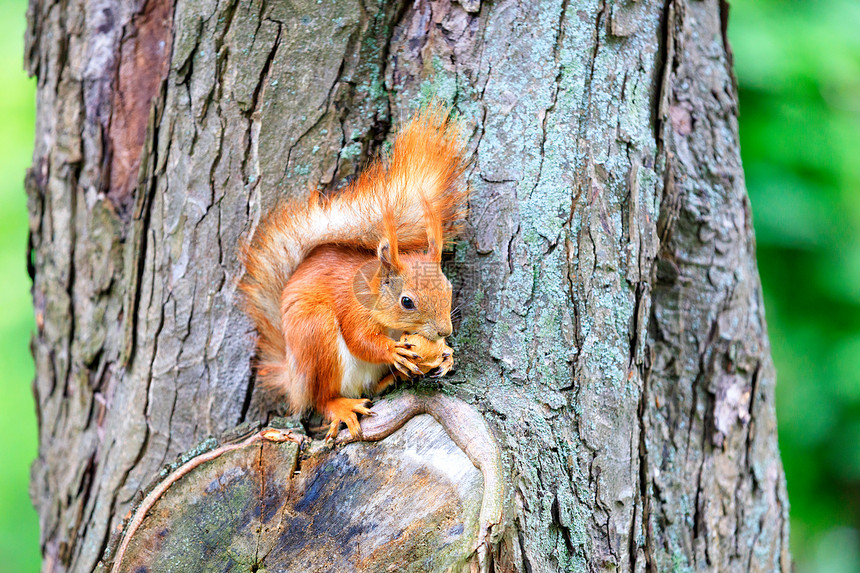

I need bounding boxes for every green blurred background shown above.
[731,0,860,570]
[0,0,39,571]
[0,0,858,570]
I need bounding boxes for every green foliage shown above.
[0,0,39,570]
[731,0,860,571]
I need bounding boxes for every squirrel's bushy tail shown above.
[239,107,468,389]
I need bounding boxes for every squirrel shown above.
[239,108,468,440]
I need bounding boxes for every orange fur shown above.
[238,107,468,436]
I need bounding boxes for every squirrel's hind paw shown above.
[324,398,373,441]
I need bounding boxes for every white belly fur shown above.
[336,330,389,398]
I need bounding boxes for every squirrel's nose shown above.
[438,325,452,338]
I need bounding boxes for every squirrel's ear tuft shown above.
[421,195,443,263]
[377,238,392,266]
[377,237,402,275]
[427,236,441,262]
[378,208,404,275]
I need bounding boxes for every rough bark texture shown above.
[25,0,791,571]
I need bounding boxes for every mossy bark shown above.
[26,0,790,571]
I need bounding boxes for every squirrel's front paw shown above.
[324,397,374,441]
[433,349,454,377]
[397,333,454,377]
[391,341,424,378]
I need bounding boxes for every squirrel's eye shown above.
[400,296,415,310]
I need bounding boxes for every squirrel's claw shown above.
[324,420,341,442]
[393,362,411,378]
[393,354,423,377]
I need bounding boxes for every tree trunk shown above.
[25,0,791,571]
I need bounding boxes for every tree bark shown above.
[25,0,791,571]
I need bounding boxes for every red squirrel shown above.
[239,109,468,440]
